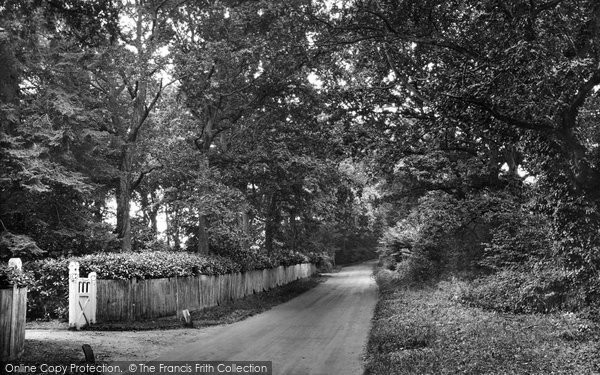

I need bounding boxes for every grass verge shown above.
[364,269,600,375]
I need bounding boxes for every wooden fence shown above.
[89,263,316,322]
[0,258,27,361]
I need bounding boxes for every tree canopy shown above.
[2,0,600,312]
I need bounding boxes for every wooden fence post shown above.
[1,258,27,361]
[9,258,22,355]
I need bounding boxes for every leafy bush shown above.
[30,222,120,258]
[460,265,572,314]
[76,251,242,279]
[377,191,501,283]
[480,210,553,271]
[375,258,437,289]
[460,203,589,315]
[130,218,169,252]
[276,250,309,267]
[0,231,45,261]
[207,223,250,258]
[210,246,277,271]
[306,252,334,271]
[26,258,70,319]
[0,264,33,288]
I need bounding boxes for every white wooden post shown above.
[1,258,26,361]
[8,258,22,358]
[8,258,22,271]
[68,262,97,329]
[88,272,97,324]
[68,262,79,329]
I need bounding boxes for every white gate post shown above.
[88,272,97,324]
[8,258,22,271]
[68,262,79,329]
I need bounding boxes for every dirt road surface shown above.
[156,261,378,375]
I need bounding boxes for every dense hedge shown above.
[24,250,325,320]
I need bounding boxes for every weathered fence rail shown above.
[70,263,316,324]
[0,258,27,361]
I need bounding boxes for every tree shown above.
[313,0,600,279]
[171,0,322,254]
[0,0,121,259]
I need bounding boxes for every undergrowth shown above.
[364,268,600,375]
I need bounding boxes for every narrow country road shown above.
[155,261,378,375]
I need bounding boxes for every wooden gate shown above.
[68,262,96,329]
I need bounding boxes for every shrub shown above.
[277,250,309,267]
[76,251,242,279]
[214,247,277,271]
[373,267,402,292]
[26,258,70,319]
[307,252,334,271]
[480,210,552,271]
[377,191,500,284]
[460,265,572,314]
[0,264,33,288]
[375,257,438,289]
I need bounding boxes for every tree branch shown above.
[562,69,600,129]
[536,0,566,12]
[360,8,400,35]
[119,69,137,100]
[132,165,163,191]
[383,48,432,106]
[129,79,163,142]
[449,94,555,134]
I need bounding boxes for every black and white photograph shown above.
[1,1,599,374]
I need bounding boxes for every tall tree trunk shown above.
[502,146,521,178]
[165,203,171,248]
[290,210,298,252]
[238,211,250,250]
[241,211,249,236]
[560,127,595,191]
[0,31,18,132]
[197,214,209,254]
[116,144,133,252]
[140,191,159,236]
[149,205,158,237]
[173,208,181,251]
[92,199,104,221]
[487,146,500,187]
[140,191,150,225]
[265,193,279,254]
[192,114,216,255]
[166,204,181,251]
[0,34,17,102]
[115,1,153,252]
